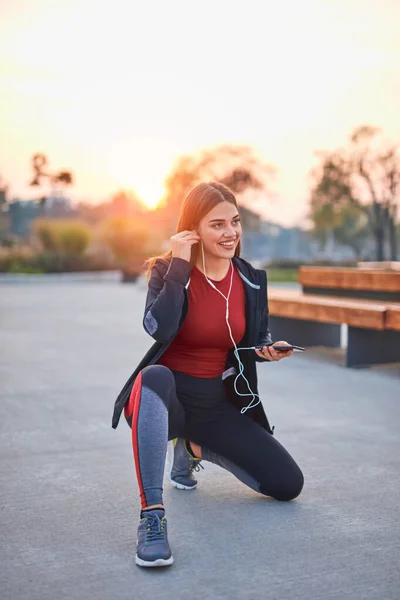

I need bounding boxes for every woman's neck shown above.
[194,253,232,281]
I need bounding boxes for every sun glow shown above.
[1,1,399,225]
[135,182,164,210]
[105,148,165,210]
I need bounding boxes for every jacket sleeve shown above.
[255,270,273,363]
[143,257,191,343]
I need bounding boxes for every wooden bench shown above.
[298,266,400,302]
[386,305,400,331]
[267,267,400,368]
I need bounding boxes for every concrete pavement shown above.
[1,280,399,600]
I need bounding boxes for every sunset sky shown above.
[1,0,399,226]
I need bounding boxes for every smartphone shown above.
[256,344,305,352]
[272,344,305,352]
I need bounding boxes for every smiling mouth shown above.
[218,240,236,249]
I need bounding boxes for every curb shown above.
[0,270,122,284]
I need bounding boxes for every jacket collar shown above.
[185,256,260,290]
[233,257,261,290]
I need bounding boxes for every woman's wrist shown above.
[171,254,190,263]
[164,257,192,285]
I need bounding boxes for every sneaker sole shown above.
[167,475,197,490]
[135,555,174,567]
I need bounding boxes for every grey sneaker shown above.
[168,438,204,490]
[135,509,174,567]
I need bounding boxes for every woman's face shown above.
[196,201,242,259]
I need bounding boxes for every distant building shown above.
[5,196,73,237]
[40,195,73,217]
[239,206,261,233]
[7,200,41,236]
[242,219,357,264]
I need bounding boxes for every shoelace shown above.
[143,514,166,542]
[189,459,204,475]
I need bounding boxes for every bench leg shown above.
[269,316,341,347]
[347,327,400,367]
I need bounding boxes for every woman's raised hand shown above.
[170,230,201,262]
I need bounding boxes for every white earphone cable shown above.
[201,242,262,414]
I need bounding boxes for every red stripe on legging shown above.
[125,372,146,508]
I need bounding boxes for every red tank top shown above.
[157,263,246,378]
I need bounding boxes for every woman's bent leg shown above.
[186,406,304,501]
[124,364,185,509]
[200,448,263,494]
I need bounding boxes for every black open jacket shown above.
[112,256,274,434]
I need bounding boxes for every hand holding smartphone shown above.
[256,343,305,352]
[272,344,305,352]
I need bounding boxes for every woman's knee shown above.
[124,365,175,426]
[140,364,175,394]
[275,465,304,501]
[260,464,304,502]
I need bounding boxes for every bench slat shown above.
[299,267,400,293]
[386,306,400,331]
[268,288,386,330]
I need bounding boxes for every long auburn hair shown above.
[144,181,242,281]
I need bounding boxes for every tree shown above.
[309,127,400,261]
[157,144,275,234]
[30,153,74,196]
[0,173,10,243]
[309,152,360,257]
[98,216,157,269]
[349,126,400,261]
[76,189,148,226]
[332,202,371,258]
[109,189,147,217]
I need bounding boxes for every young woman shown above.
[112,182,304,567]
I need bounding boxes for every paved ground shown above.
[1,279,399,600]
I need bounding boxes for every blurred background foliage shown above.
[0,128,399,279]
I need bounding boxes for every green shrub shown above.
[266,260,304,270]
[310,259,358,267]
[267,269,299,283]
[264,259,358,270]
[32,251,115,273]
[0,237,115,274]
[33,219,92,257]
[8,262,44,274]
[99,216,160,268]
[0,247,35,272]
